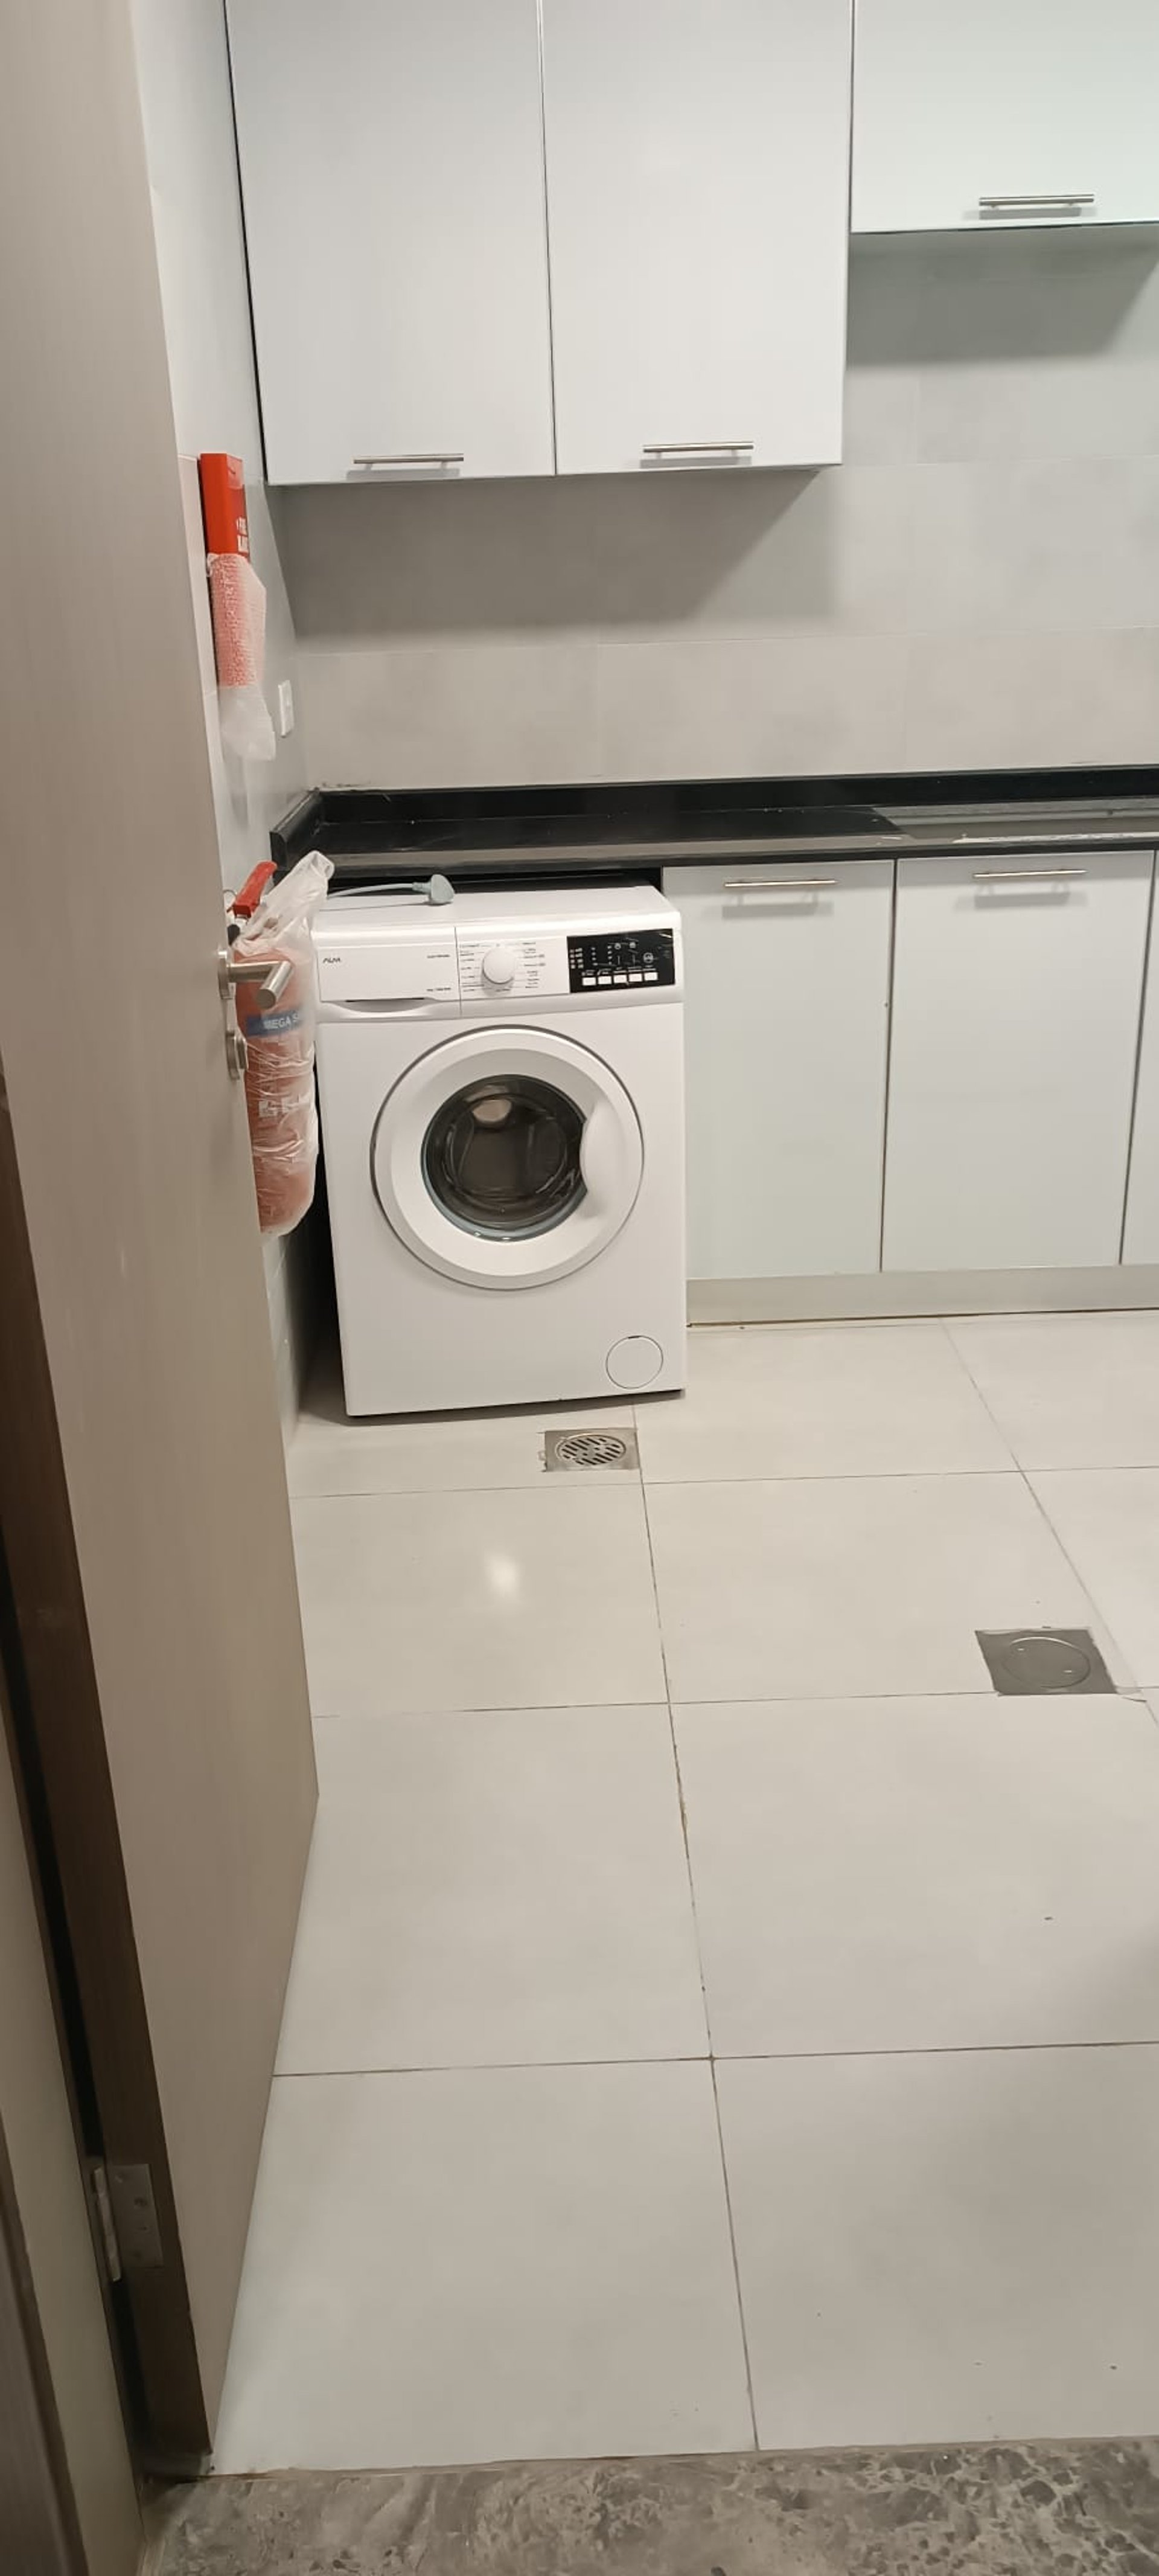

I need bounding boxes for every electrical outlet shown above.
[277,679,295,737]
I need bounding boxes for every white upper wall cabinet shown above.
[227,1,554,483]
[541,0,854,475]
[853,0,1159,234]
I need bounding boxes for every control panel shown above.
[567,928,676,992]
[456,932,565,1000]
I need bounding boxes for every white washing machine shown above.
[313,884,686,1415]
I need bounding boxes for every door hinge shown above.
[89,2160,164,2280]
[89,2161,122,2284]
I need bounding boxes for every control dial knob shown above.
[481,944,519,990]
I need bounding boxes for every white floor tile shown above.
[647,1474,1109,1703]
[950,1312,1159,1470]
[289,1351,636,1497]
[1030,1470,1159,1685]
[292,1485,665,1714]
[278,1708,707,2072]
[638,1324,1012,1483]
[676,1695,1159,2055]
[213,2064,753,2471]
[717,2047,1159,2449]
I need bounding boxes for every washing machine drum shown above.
[372,1027,644,1288]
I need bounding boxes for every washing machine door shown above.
[372,1027,644,1288]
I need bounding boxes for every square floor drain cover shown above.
[975,1627,1116,1696]
[543,1427,638,1472]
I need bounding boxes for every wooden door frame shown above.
[0,2097,88,2576]
[0,1063,207,2467]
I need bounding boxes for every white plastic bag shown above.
[231,851,333,1235]
[208,552,276,761]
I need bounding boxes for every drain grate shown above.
[543,1427,639,1472]
[975,1626,1117,1696]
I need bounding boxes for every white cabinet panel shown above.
[1122,877,1159,1264]
[543,0,853,475]
[883,856,1152,1274]
[228,0,554,483]
[668,863,892,1283]
[854,0,1159,234]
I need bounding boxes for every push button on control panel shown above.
[567,929,677,993]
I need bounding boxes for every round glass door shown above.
[423,1074,586,1240]
[372,1027,643,1290]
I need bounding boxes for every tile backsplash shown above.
[276,232,1159,787]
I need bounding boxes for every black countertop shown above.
[272,768,1159,889]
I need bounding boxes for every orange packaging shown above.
[198,452,250,558]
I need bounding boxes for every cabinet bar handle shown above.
[972,867,1088,883]
[351,452,464,467]
[978,194,1094,213]
[723,876,837,891]
[642,440,755,457]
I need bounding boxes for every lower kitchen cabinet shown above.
[1122,895,1159,1264]
[665,862,893,1284]
[883,853,1153,1274]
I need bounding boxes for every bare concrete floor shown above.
[150,2441,1159,2575]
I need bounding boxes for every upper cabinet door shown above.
[853,0,1159,233]
[228,1,554,483]
[541,0,854,475]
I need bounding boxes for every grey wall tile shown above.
[917,357,1159,467]
[297,641,599,787]
[911,457,1159,636]
[275,479,603,642]
[587,468,915,636]
[908,234,1159,463]
[902,629,1159,770]
[286,227,1159,790]
[280,467,914,643]
[844,243,922,467]
[595,636,908,782]
[912,231,1159,368]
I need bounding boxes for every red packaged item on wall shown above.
[198,451,275,759]
[198,451,250,557]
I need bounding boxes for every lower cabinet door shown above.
[1122,882,1159,1264]
[883,853,1152,1274]
[666,861,893,1282]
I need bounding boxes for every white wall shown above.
[130,0,314,1421]
[130,0,302,882]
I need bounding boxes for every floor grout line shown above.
[270,2033,1159,2081]
[945,1334,1145,1693]
[292,1460,1159,1505]
[306,1684,1157,1724]
[1011,1456,1143,1697]
[637,1470,760,2453]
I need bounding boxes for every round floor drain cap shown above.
[998,1632,1093,1691]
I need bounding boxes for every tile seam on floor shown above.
[307,1702,672,1725]
[638,1465,1032,1486]
[272,2036,1159,2080]
[933,1331,1146,1691]
[637,1471,760,2454]
[1014,1458,1142,1693]
[272,2054,716,2080]
[304,1685,1146,1720]
[292,1482,642,1499]
[933,1311,1021,1466]
[292,1475,646,1507]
